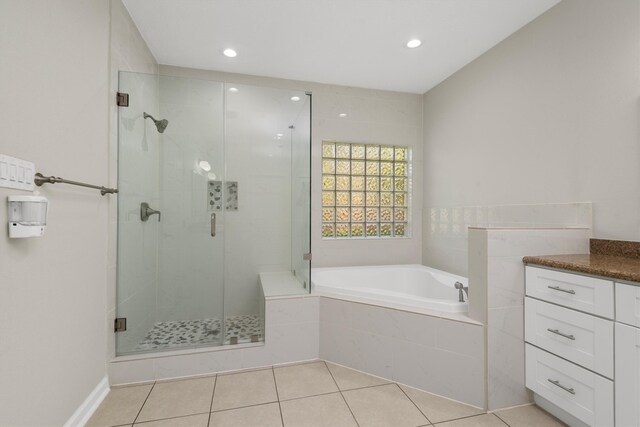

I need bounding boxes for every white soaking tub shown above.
[311,264,468,313]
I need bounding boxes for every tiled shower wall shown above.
[423,202,592,276]
[157,76,225,323]
[159,64,424,269]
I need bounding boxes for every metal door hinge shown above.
[114,318,127,332]
[116,92,129,107]
[303,253,312,261]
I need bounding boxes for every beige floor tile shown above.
[212,368,278,411]
[325,362,389,391]
[209,402,282,427]
[137,377,215,422]
[134,413,209,426]
[86,384,152,427]
[280,392,358,427]
[342,384,428,427]
[274,361,338,401]
[435,413,506,427]
[495,404,566,427]
[400,384,485,423]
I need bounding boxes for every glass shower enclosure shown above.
[115,72,310,355]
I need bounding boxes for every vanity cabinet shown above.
[526,266,640,426]
[525,266,614,426]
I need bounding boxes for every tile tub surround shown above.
[319,297,486,408]
[423,202,593,277]
[91,359,564,427]
[468,228,591,410]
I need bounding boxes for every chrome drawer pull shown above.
[547,328,575,340]
[547,285,575,295]
[548,378,575,395]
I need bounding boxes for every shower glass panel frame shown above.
[115,72,311,356]
[291,94,312,290]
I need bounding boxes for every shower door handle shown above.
[211,213,216,237]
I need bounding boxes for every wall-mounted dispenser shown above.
[7,195,48,238]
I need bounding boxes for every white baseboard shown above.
[64,376,110,427]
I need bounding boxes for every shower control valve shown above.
[140,202,161,222]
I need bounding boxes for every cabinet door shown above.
[616,323,640,426]
[616,283,640,328]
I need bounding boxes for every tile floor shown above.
[88,360,566,427]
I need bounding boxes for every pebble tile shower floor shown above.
[88,360,566,427]
[135,315,263,351]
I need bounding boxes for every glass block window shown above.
[322,141,410,239]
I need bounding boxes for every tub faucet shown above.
[454,282,468,302]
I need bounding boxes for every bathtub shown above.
[311,264,468,313]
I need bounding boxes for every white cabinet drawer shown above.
[525,344,613,427]
[615,323,640,427]
[525,266,613,319]
[616,282,640,328]
[525,298,613,378]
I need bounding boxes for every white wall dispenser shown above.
[7,195,48,238]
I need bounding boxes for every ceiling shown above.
[123,0,560,94]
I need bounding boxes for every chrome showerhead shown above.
[143,112,169,133]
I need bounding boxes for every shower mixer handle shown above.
[140,202,161,222]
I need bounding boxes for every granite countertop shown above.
[523,238,640,282]
[523,253,640,283]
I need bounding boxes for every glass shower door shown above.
[116,72,225,355]
[116,74,311,355]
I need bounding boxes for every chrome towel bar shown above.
[34,173,118,196]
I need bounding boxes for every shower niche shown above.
[115,72,311,355]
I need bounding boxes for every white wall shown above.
[0,1,110,425]
[223,84,302,316]
[422,0,640,271]
[159,65,424,269]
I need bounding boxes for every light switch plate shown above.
[0,154,35,191]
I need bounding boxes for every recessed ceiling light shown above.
[228,87,238,92]
[223,48,237,58]
[276,133,284,137]
[406,39,422,48]
[338,113,347,118]
[291,96,301,102]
